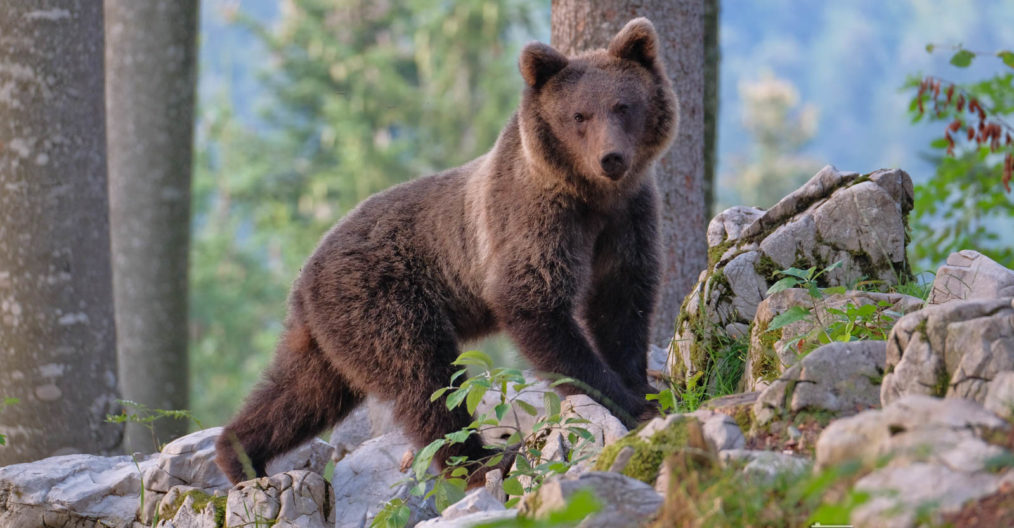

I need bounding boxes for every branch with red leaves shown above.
[915,76,1014,193]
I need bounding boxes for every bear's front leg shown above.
[584,183,661,398]
[492,271,649,427]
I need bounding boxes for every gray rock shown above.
[415,510,518,528]
[753,341,887,425]
[330,396,400,461]
[520,472,663,528]
[142,427,332,495]
[815,394,1009,471]
[851,463,1006,527]
[881,297,1014,406]
[984,370,1014,420]
[434,488,505,521]
[929,250,1014,304]
[225,470,334,528]
[689,410,746,452]
[706,205,765,247]
[332,431,438,528]
[746,289,922,391]
[719,449,811,481]
[671,166,914,388]
[0,453,154,528]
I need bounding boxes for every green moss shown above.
[754,253,782,282]
[707,239,735,269]
[752,318,782,384]
[594,418,691,484]
[160,489,227,528]
[731,406,754,434]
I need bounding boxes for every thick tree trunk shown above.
[551,0,709,345]
[0,2,122,463]
[105,0,198,453]
[703,0,719,219]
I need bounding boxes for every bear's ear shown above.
[608,17,662,72]
[519,42,568,88]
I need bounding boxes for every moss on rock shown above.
[594,418,693,484]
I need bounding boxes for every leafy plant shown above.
[763,261,902,358]
[0,397,19,446]
[370,351,599,527]
[906,45,1014,269]
[105,399,203,452]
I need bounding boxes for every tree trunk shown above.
[0,1,121,463]
[551,0,708,345]
[105,0,198,453]
[703,0,719,219]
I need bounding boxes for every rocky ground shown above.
[2,166,1013,527]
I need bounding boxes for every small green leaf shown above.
[1000,50,1014,69]
[950,49,975,67]
[516,400,538,416]
[503,476,524,496]
[486,453,504,467]
[544,391,561,417]
[494,402,510,421]
[515,454,532,471]
[449,369,467,385]
[823,285,847,295]
[412,439,445,480]
[465,384,487,415]
[549,376,578,388]
[925,43,935,53]
[768,306,812,332]
[766,276,799,295]
[930,137,950,149]
[450,467,468,477]
[445,387,469,410]
[453,350,493,370]
[430,387,449,402]
[0,434,6,446]
[445,429,472,444]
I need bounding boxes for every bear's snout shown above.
[600,151,629,180]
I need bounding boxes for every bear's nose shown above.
[600,152,629,180]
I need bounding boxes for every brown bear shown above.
[215,17,678,485]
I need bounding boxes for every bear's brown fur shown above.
[216,18,678,485]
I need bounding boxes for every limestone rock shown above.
[330,396,400,461]
[929,250,1014,304]
[0,453,154,528]
[415,510,518,528]
[815,394,1008,471]
[332,431,438,528]
[142,427,332,495]
[688,410,746,452]
[432,488,505,522]
[851,463,1006,527]
[753,341,887,425]
[746,289,922,390]
[520,472,663,528]
[984,370,1014,420]
[672,166,913,389]
[225,470,334,528]
[881,297,1014,406]
[718,449,811,481]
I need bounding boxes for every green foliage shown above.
[190,0,539,426]
[761,261,902,358]
[0,397,19,446]
[654,455,869,527]
[906,46,1014,270]
[371,498,411,528]
[371,351,597,527]
[105,400,203,452]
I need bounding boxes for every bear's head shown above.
[517,18,678,201]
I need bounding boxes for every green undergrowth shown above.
[160,489,227,527]
[652,453,869,527]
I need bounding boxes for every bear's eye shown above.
[614,103,629,114]
[573,113,586,123]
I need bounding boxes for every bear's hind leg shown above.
[215,330,362,484]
